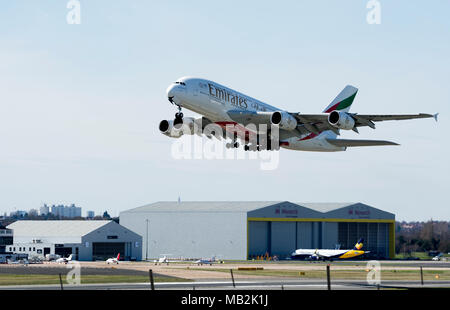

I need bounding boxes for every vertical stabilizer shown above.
[353,238,364,250]
[323,85,358,113]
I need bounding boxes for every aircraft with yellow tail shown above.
[291,238,368,260]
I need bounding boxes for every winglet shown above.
[434,113,439,122]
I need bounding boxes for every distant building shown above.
[87,211,95,218]
[39,204,49,216]
[50,205,64,217]
[28,209,38,217]
[49,204,82,218]
[0,225,13,254]
[6,220,142,261]
[10,211,27,217]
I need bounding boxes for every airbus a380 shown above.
[159,77,438,151]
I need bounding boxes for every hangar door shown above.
[92,242,124,260]
[55,246,73,257]
[338,222,389,258]
[248,221,297,259]
[271,222,296,257]
[248,221,269,258]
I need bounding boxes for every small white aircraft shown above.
[195,256,217,266]
[154,254,171,265]
[292,238,369,261]
[160,77,438,151]
[106,253,120,264]
[56,254,73,264]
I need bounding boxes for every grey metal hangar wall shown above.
[119,201,395,261]
[119,202,250,261]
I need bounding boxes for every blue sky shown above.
[0,1,448,220]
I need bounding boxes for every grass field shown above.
[395,252,433,260]
[190,267,450,281]
[0,274,190,286]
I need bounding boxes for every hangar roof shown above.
[298,203,355,213]
[121,201,394,220]
[121,201,283,213]
[7,220,111,238]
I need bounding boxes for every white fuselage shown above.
[166,77,345,152]
[292,249,348,258]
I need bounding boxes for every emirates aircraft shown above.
[159,77,438,151]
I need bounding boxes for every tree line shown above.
[396,220,450,255]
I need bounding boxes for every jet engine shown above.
[159,117,196,138]
[270,111,298,130]
[328,111,355,130]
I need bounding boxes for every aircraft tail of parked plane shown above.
[106,253,120,264]
[56,254,73,264]
[353,238,364,250]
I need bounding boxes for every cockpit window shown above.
[174,81,186,86]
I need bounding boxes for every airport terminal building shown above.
[6,220,142,261]
[119,201,395,260]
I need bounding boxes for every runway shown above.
[2,279,450,290]
[1,259,449,290]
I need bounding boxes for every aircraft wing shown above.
[227,110,436,136]
[326,139,399,147]
[291,113,436,135]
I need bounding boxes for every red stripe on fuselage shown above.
[298,133,318,141]
[214,122,258,140]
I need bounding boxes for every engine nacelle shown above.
[270,111,298,131]
[328,111,355,130]
[159,117,196,138]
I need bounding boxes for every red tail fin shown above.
[117,253,120,261]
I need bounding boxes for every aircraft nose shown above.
[167,84,182,104]
[166,84,176,99]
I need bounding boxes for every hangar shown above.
[6,220,142,261]
[119,201,395,260]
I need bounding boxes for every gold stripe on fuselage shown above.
[338,250,365,259]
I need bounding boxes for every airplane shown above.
[106,253,120,264]
[56,254,73,264]
[195,256,217,266]
[160,77,438,152]
[153,254,172,265]
[291,238,368,260]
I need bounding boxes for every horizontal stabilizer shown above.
[326,139,399,147]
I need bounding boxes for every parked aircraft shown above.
[106,253,120,264]
[153,254,174,265]
[291,238,368,260]
[56,254,73,264]
[160,77,437,151]
[195,256,217,266]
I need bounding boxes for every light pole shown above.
[146,219,149,261]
